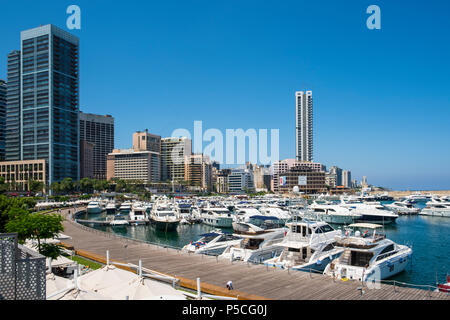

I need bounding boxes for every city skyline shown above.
[1,1,449,190]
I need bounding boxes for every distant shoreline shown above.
[370,190,450,197]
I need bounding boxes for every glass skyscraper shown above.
[6,25,80,185]
[296,91,313,162]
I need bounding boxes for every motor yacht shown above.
[182,230,242,256]
[119,201,132,214]
[129,202,148,225]
[110,214,129,229]
[323,223,412,282]
[384,200,420,215]
[307,202,361,225]
[105,201,117,215]
[264,220,344,272]
[150,201,181,232]
[420,198,450,217]
[86,201,102,214]
[258,206,291,221]
[220,223,287,263]
[200,206,234,228]
[339,199,398,224]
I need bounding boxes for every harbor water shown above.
[79,202,450,288]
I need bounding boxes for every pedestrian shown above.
[226,280,233,291]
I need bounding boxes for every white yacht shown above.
[176,203,194,225]
[420,198,450,217]
[110,214,129,228]
[182,230,242,256]
[339,200,398,224]
[220,223,287,263]
[129,202,148,224]
[150,201,181,232]
[119,201,132,214]
[384,200,420,215]
[264,221,344,272]
[201,207,234,228]
[307,202,361,225]
[87,201,102,214]
[324,223,412,282]
[258,206,291,221]
[105,201,117,215]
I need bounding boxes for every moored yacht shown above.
[384,200,420,215]
[87,201,102,214]
[200,206,234,228]
[129,202,148,224]
[150,201,181,232]
[307,202,361,225]
[182,230,242,256]
[420,198,450,217]
[264,220,344,272]
[220,223,287,263]
[323,223,412,282]
[110,214,129,229]
[339,200,398,224]
[119,201,132,214]
[105,201,117,215]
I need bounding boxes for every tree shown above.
[60,178,74,194]
[6,212,64,258]
[29,180,44,193]
[79,178,94,194]
[50,182,61,195]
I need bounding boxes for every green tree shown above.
[50,182,61,195]
[29,180,45,193]
[6,212,64,258]
[60,178,74,194]
[79,178,94,194]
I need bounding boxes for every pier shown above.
[60,208,449,300]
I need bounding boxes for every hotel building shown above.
[106,149,160,183]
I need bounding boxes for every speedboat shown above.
[420,198,450,217]
[339,200,398,224]
[232,215,285,233]
[200,207,234,228]
[87,201,102,214]
[105,201,117,215]
[220,223,287,263]
[264,220,344,272]
[307,202,361,225]
[129,202,148,225]
[150,201,181,232]
[182,230,242,256]
[324,223,412,282]
[384,200,420,215]
[436,275,450,293]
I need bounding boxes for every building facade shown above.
[342,170,352,188]
[106,149,160,183]
[0,159,47,192]
[6,25,80,185]
[0,80,6,161]
[133,129,161,153]
[184,154,212,191]
[79,112,114,180]
[80,140,95,179]
[161,137,192,183]
[274,165,326,194]
[296,91,313,162]
[228,169,255,193]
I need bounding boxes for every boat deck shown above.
[61,208,449,300]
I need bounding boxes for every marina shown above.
[60,207,449,300]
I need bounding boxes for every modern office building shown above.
[106,149,160,183]
[5,25,80,185]
[228,169,255,193]
[161,137,192,183]
[0,80,6,161]
[296,91,313,162]
[79,112,114,180]
[5,51,21,161]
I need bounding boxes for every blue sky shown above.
[1,0,449,190]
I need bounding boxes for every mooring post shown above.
[106,250,110,266]
[197,277,201,300]
[139,260,142,277]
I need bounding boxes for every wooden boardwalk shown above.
[60,208,449,300]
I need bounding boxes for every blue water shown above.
[79,201,450,287]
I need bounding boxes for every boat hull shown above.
[152,219,180,232]
[420,210,450,218]
[87,207,102,214]
[356,215,397,224]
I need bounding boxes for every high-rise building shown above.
[80,140,95,179]
[0,80,6,161]
[342,170,352,188]
[228,169,255,193]
[107,149,160,183]
[161,137,192,183]
[5,25,80,185]
[79,112,115,180]
[184,154,212,191]
[296,91,313,162]
[5,51,21,161]
[329,166,343,187]
[133,129,161,153]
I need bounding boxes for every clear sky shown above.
[1,0,449,190]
